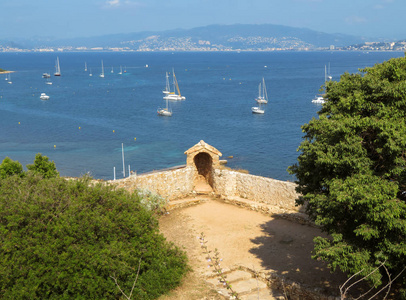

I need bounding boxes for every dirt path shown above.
[159,198,348,299]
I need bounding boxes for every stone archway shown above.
[193,152,214,190]
[194,152,212,176]
[184,140,222,194]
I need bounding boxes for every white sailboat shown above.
[89,68,93,77]
[157,94,172,117]
[255,77,268,104]
[111,66,114,73]
[163,69,186,101]
[162,72,170,95]
[45,76,52,85]
[99,60,105,78]
[158,72,173,116]
[251,101,264,114]
[84,62,87,71]
[327,62,332,81]
[54,57,61,76]
[251,78,265,114]
[118,66,123,75]
[7,73,12,84]
[311,65,330,104]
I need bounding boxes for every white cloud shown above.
[103,0,143,9]
[345,15,367,25]
[106,0,120,7]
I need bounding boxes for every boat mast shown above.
[263,78,268,101]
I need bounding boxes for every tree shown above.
[26,153,59,178]
[289,55,406,296]
[0,157,23,179]
[0,173,188,299]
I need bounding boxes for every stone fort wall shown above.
[110,166,301,213]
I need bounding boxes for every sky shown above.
[0,0,404,40]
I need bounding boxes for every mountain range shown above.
[0,24,391,51]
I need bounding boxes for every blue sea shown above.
[0,51,404,181]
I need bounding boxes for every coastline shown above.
[0,71,14,74]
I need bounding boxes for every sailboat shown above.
[163,69,186,101]
[158,72,173,116]
[45,76,52,85]
[99,60,105,78]
[111,66,114,73]
[251,78,266,114]
[311,65,330,104]
[7,73,12,84]
[327,62,332,81]
[89,68,93,77]
[118,66,123,75]
[84,62,87,72]
[54,57,61,76]
[255,77,268,104]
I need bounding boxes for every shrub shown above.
[0,157,23,179]
[26,153,59,179]
[0,174,188,299]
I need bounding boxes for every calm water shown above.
[0,51,403,180]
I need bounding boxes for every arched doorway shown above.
[193,152,214,188]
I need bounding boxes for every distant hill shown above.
[1,24,374,51]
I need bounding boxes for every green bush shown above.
[0,157,24,179]
[27,153,59,178]
[0,174,188,299]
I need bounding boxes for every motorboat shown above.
[311,95,325,104]
[40,93,50,100]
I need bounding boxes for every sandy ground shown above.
[159,199,348,298]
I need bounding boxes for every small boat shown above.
[45,77,52,85]
[163,69,186,101]
[111,66,114,73]
[40,93,50,100]
[255,77,268,104]
[42,73,51,78]
[54,57,61,76]
[89,68,93,77]
[124,66,127,73]
[118,66,123,75]
[6,73,12,84]
[84,62,87,72]
[311,95,325,104]
[99,60,105,78]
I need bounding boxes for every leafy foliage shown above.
[26,153,59,178]
[0,157,24,179]
[0,173,188,299]
[289,55,406,292]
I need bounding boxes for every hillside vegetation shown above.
[0,155,188,299]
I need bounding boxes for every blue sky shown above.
[0,0,404,40]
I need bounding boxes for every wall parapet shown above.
[110,166,194,201]
[213,168,302,213]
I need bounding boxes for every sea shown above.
[0,51,404,181]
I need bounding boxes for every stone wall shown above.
[110,166,194,201]
[213,169,302,213]
[110,166,302,214]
